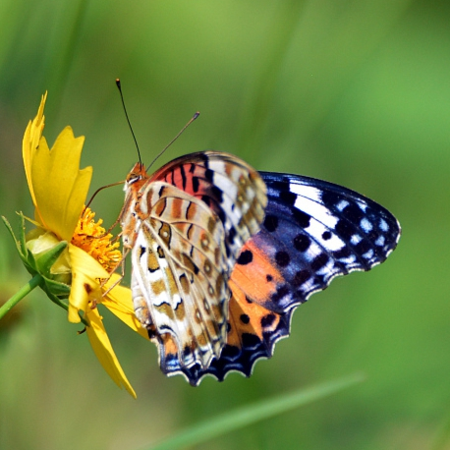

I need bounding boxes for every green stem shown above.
[0,274,42,320]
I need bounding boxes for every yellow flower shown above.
[22,93,148,398]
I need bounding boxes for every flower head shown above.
[20,94,148,397]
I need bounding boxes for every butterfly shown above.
[121,151,400,386]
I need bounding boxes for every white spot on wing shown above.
[290,185,339,229]
[336,200,349,211]
[306,219,344,251]
[358,202,368,212]
[380,218,389,232]
[362,249,374,260]
[335,252,356,264]
[360,217,373,233]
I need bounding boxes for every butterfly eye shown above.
[126,174,141,185]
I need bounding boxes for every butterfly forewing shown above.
[150,151,268,263]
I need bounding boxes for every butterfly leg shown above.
[101,247,130,297]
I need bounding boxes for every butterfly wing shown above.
[127,152,267,376]
[167,171,401,385]
[130,183,233,370]
[150,151,268,261]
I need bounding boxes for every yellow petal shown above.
[85,307,137,398]
[23,95,93,241]
[32,128,92,241]
[101,274,149,340]
[23,92,47,210]
[68,244,109,323]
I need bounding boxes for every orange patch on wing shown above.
[227,279,282,346]
[170,197,184,220]
[154,197,167,217]
[160,333,178,358]
[229,240,283,306]
[225,240,286,349]
[186,202,197,221]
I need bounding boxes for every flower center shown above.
[71,208,122,271]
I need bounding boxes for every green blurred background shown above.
[1,1,449,449]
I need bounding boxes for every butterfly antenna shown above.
[116,79,142,165]
[83,180,125,213]
[146,111,200,171]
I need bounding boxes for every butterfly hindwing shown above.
[166,171,401,385]
[130,183,230,370]
[123,152,267,376]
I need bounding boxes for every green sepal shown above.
[2,212,72,306]
[33,240,68,277]
[41,277,71,297]
[2,214,28,264]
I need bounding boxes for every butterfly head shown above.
[121,162,151,249]
[125,162,150,192]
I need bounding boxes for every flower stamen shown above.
[71,207,122,272]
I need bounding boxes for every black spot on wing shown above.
[237,250,253,265]
[240,314,250,324]
[322,231,332,240]
[275,250,290,267]
[261,313,276,327]
[293,234,311,252]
